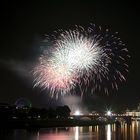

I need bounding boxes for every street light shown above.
[74,110,80,116]
[107,110,112,116]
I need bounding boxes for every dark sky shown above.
[0,1,139,112]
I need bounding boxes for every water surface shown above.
[1,121,140,140]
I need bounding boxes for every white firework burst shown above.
[33,24,130,97]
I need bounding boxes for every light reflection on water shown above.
[75,126,79,140]
[1,121,140,140]
[37,121,140,140]
[106,125,111,140]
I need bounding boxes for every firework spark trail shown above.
[33,24,130,97]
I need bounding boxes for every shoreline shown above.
[0,119,116,129]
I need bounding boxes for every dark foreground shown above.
[0,121,140,140]
[0,119,116,130]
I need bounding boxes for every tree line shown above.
[0,104,71,120]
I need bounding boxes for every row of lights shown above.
[73,110,113,116]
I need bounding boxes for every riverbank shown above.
[0,119,115,129]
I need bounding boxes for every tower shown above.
[137,103,140,111]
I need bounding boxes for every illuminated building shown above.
[125,103,140,117]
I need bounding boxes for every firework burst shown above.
[33,24,130,97]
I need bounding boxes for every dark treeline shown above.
[0,103,71,120]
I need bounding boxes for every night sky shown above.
[0,1,139,112]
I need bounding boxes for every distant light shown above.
[107,111,112,116]
[74,110,80,116]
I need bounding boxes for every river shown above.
[1,121,140,140]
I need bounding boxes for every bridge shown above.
[71,115,133,124]
[0,114,135,130]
